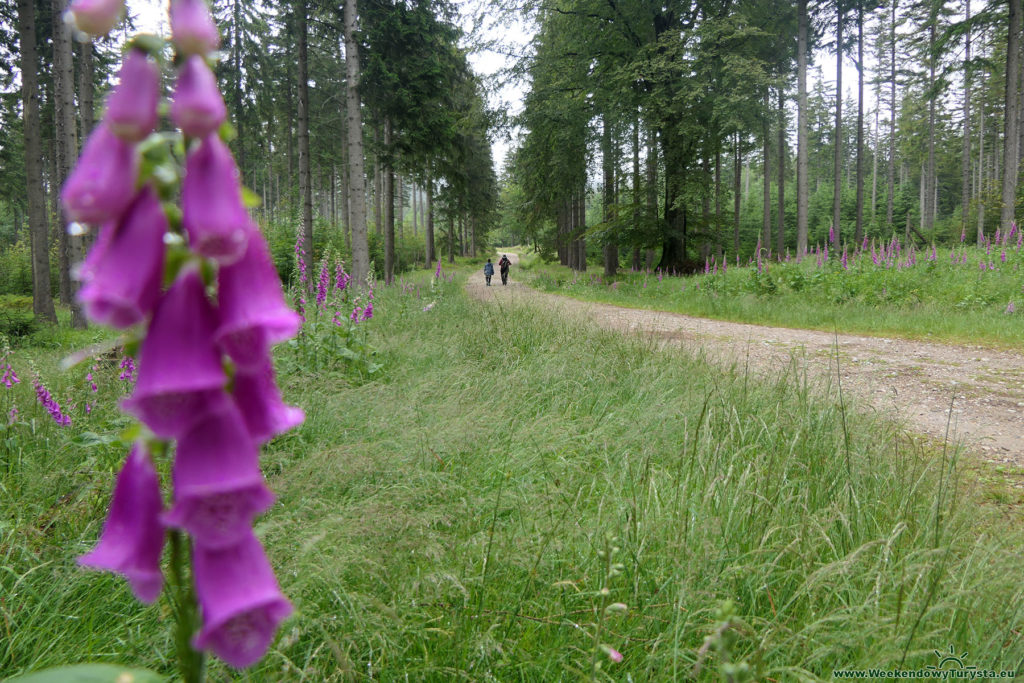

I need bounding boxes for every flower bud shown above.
[216,232,301,368]
[163,401,274,548]
[182,135,250,264]
[192,532,293,668]
[77,186,166,328]
[170,0,220,56]
[171,55,228,138]
[78,445,165,603]
[123,268,227,438]
[61,124,137,225]
[68,0,124,37]
[105,49,161,142]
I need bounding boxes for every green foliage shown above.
[0,294,38,339]
[2,271,1022,680]
[529,241,1024,347]
[6,664,164,683]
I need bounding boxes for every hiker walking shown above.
[483,258,494,286]
[498,254,511,285]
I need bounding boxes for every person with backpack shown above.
[483,258,494,286]
[498,254,511,285]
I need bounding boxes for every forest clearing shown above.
[3,0,1024,680]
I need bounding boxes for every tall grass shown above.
[2,272,1022,680]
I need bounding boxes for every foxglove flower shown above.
[182,135,250,264]
[171,55,227,138]
[106,49,160,142]
[68,0,124,36]
[77,186,167,328]
[170,0,220,56]
[78,446,165,603]
[61,125,137,225]
[232,360,304,444]
[215,233,301,369]
[192,533,293,668]
[163,401,274,548]
[123,269,226,438]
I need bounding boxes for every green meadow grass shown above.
[2,270,1022,681]
[521,244,1024,349]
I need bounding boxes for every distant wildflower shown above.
[316,261,329,308]
[422,302,435,312]
[960,228,966,243]
[1,363,19,388]
[7,405,17,425]
[361,301,373,321]
[1006,301,1016,315]
[1001,250,1007,263]
[119,355,136,383]
[334,262,350,291]
[34,379,71,426]
[434,259,442,279]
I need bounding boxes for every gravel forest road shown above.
[469,252,1024,472]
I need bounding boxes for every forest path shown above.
[468,252,1024,472]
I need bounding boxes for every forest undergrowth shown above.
[1,267,1022,681]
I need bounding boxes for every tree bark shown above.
[603,115,617,276]
[425,175,435,267]
[383,119,395,284]
[777,88,785,257]
[961,0,971,237]
[797,0,809,257]
[632,111,641,268]
[833,4,844,249]
[887,0,897,230]
[734,133,742,255]
[762,97,771,253]
[344,0,370,283]
[232,0,245,181]
[855,2,865,245]
[978,100,986,243]
[1002,0,1021,234]
[296,0,314,288]
[924,13,937,237]
[54,0,86,327]
[645,124,657,268]
[18,0,56,323]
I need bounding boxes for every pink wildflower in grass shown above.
[1007,301,1016,315]
[350,306,363,322]
[34,379,71,426]
[294,233,307,285]
[434,259,442,278]
[334,262,350,291]
[7,405,17,425]
[960,227,966,243]
[2,363,19,388]
[361,301,373,321]
[1001,250,1007,263]
[316,261,330,308]
[422,302,435,312]
[119,355,136,383]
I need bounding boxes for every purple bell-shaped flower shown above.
[171,55,227,138]
[123,268,227,438]
[105,49,160,142]
[68,0,124,36]
[215,233,301,368]
[61,124,137,225]
[182,135,250,264]
[170,0,220,56]
[77,186,166,328]
[163,400,274,548]
[232,360,304,444]
[78,445,165,603]
[192,533,293,668]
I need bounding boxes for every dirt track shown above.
[470,253,1024,471]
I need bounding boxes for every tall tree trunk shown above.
[53,0,86,327]
[1002,0,1021,234]
[924,14,937,237]
[734,133,742,255]
[797,0,809,257]
[777,89,786,257]
[715,142,722,259]
[18,0,56,323]
[232,0,245,181]
[833,5,844,249]
[961,0,971,237]
[448,213,454,264]
[602,115,617,276]
[396,172,403,239]
[978,101,986,243]
[424,176,434,266]
[871,105,879,227]
[344,0,370,283]
[577,187,587,271]
[296,0,314,289]
[77,40,95,143]
[887,0,897,229]
[645,124,657,268]
[383,119,395,284]
[855,2,865,245]
[762,99,771,252]
[632,111,641,269]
